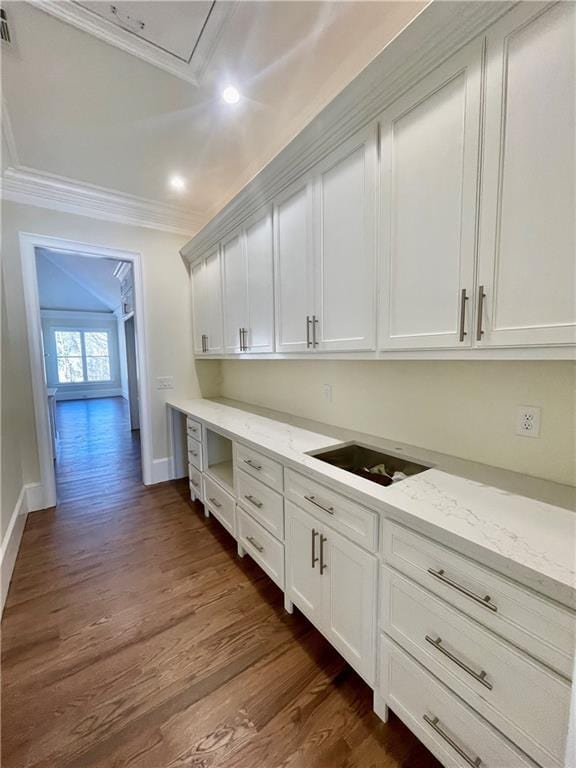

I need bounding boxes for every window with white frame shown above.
[54,329,112,384]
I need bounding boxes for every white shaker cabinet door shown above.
[379,39,482,350]
[313,126,378,351]
[222,230,247,354]
[274,179,315,353]
[191,259,207,355]
[476,2,576,348]
[203,249,224,354]
[245,211,275,353]
[285,501,323,622]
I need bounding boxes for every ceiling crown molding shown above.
[181,0,517,264]
[30,0,236,86]
[1,166,202,235]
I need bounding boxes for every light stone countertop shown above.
[168,397,576,607]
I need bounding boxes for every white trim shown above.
[2,166,201,236]
[1,487,28,613]
[55,389,123,401]
[181,1,515,263]
[31,0,236,86]
[25,482,45,512]
[20,232,156,511]
[151,457,171,484]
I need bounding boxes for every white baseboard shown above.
[1,487,29,613]
[25,482,46,511]
[55,388,123,401]
[150,457,171,484]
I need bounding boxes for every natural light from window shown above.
[55,330,111,384]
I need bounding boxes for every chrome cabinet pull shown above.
[428,568,497,612]
[246,535,264,553]
[243,458,262,471]
[208,497,222,509]
[425,635,492,690]
[244,494,263,509]
[458,288,468,342]
[201,334,209,352]
[423,715,482,767]
[312,315,319,347]
[304,494,334,515]
[306,315,312,348]
[241,328,248,352]
[191,479,199,488]
[319,534,327,574]
[189,426,198,434]
[311,528,319,568]
[476,285,486,341]
[239,327,243,351]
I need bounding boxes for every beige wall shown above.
[219,359,576,487]
[1,200,220,533]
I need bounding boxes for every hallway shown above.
[55,397,141,504]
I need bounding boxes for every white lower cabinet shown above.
[203,474,236,538]
[237,506,284,589]
[285,500,377,685]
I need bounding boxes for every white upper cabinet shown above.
[313,126,378,351]
[245,211,275,353]
[222,231,247,354]
[379,40,483,350]
[191,248,224,355]
[477,2,576,348]
[274,179,315,353]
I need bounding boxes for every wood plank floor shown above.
[2,398,441,768]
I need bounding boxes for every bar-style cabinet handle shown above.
[425,635,493,690]
[476,285,486,341]
[423,715,482,767]
[312,315,319,347]
[306,315,312,348]
[311,528,319,568]
[246,535,264,553]
[427,568,497,612]
[458,288,468,342]
[319,534,327,574]
[243,458,262,471]
[243,494,263,509]
[241,328,248,352]
[304,494,334,515]
[208,497,222,509]
[239,327,244,351]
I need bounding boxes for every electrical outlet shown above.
[157,377,174,390]
[516,406,541,438]
[322,384,334,403]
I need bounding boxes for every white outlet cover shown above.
[516,406,541,438]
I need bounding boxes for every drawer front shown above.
[187,436,203,471]
[285,468,378,552]
[383,567,571,767]
[204,475,235,537]
[186,417,203,440]
[235,443,283,492]
[189,465,203,501]
[380,636,537,768]
[237,507,285,589]
[383,520,575,678]
[237,469,284,541]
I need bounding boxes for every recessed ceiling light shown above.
[169,174,186,192]
[222,85,240,104]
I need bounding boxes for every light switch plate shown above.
[516,406,541,438]
[157,376,174,390]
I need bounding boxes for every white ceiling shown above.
[36,248,124,312]
[2,1,426,231]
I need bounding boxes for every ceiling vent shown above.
[1,8,11,44]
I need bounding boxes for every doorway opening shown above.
[20,233,153,510]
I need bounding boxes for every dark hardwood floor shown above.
[1,398,441,768]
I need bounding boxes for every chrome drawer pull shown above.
[428,568,497,613]
[244,494,263,509]
[311,528,319,568]
[246,535,264,553]
[304,495,334,515]
[243,458,262,471]
[423,715,482,767]
[208,497,222,509]
[319,534,327,574]
[189,450,198,457]
[191,479,199,488]
[425,636,493,690]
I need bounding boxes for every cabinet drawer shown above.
[234,443,283,492]
[237,507,284,589]
[285,468,378,552]
[237,469,284,541]
[189,465,203,501]
[380,636,537,768]
[204,475,235,537]
[187,436,203,471]
[186,417,202,440]
[382,567,571,768]
[383,520,575,678]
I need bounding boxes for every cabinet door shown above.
[379,39,482,349]
[313,126,377,351]
[285,501,323,622]
[204,249,224,354]
[245,211,275,353]
[477,2,576,347]
[274,180,315,353]
[191,260,207,355]
[321,525,377,685]
[222,231,247,354]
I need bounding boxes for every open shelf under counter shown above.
[205,427,235,494]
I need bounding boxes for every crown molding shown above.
[181,0,518,264]
[30,0,236,86]
[1,166,203,235]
